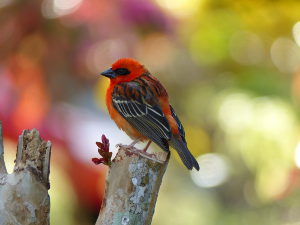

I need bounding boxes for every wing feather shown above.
[112,80,171,151]
[170,105,186,143]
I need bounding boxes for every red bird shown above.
[101,58,199,170]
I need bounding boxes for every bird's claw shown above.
[116,144,156,159]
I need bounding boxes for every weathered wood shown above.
[96,146,169,225]
[0,122,7,175]
[0,127,52,225]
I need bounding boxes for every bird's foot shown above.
[142,140,152,152]
[139,151,156,159]
[116,143,136,150]
[116,143,156,159]
[116,138,141,149]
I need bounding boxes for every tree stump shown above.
[0,122,52,225]
[96,146,169,225]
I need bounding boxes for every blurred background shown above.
[1,0,300,224]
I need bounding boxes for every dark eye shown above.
[114,68,130,76]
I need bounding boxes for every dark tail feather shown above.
[170,137,200,171]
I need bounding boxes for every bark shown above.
[0,125,52,225]
[0,122,7,175]
[96,146,169,225]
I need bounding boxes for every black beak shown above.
[100,68,116,78]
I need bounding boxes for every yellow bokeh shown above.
[155,0,205,18]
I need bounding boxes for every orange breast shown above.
[106,85,147,141]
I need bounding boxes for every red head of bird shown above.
[101,58,148,85]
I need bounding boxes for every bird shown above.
[100,58,199,170]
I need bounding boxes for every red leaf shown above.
[96,142,103,149]
[92,134,112,167]
[101,134,110,152]
[92,158,104,165]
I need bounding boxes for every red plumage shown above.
[101,58,199,170]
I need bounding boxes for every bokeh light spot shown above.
[218,93,253,133]
[271,37,300,73]
[42,0,83,18]
[155,0,204,18]
[190,153,230,188]
[292,21,300,47]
